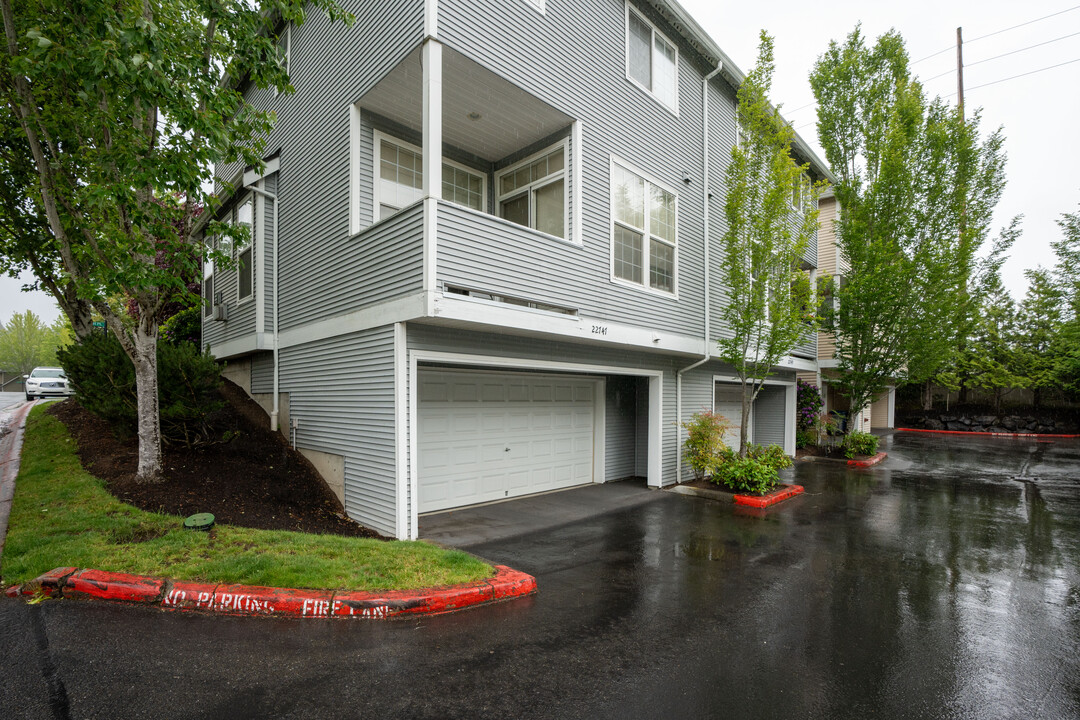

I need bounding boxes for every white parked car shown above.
[24,367,74,401]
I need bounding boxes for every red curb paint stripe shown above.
[848,452,887,468]
[19,565,537,618]
[733,484,804,508]
[64,569,164,603]
[161,580,220,611]
[207,584,336,617]
[488,565,537,601]
[333,580,495,619]
[897,428,1079,438]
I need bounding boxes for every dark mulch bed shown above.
[47,381,383,539]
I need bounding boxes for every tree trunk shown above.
[922,379,933,411]
[130,316,162,482]
[739,387,750,459]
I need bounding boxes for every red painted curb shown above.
[898,428,1079,439]
[733,484,804,508]
[848,452,887,468]
[8,564,537,619]
[65,569,164,603]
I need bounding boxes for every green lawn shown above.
[1,407,491,591]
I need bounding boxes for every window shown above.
[235,198,254,302]
[495,142,567,239]
[611,160,676,294]
[203,273,214,317]
[791,174,809,212]
[626,4,678,113]
[203,233,216,317]
[374,133,486,220]
[274,25,290,96]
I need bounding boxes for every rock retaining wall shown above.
[901,412,1077,434]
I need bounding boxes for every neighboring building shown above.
[201,0,832,539]
[802,187,894,431]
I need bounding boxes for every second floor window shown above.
[495,142,567,239]
[375,134,486,220]
[611,161,676,294]
[626,4,678,113]
[236,198,254,301]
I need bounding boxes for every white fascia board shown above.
[242,157,279,188]
[776,355,818,372]
[209,332,273,360]
[713,373,795,387]
[433,293,704,356]
[277,293,428,350]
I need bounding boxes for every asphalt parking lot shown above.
[2,431,1078,719]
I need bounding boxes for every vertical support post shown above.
[784,382,797,456]
[648,374,663,487]
[956,27,964,120]
[422,39,443,201]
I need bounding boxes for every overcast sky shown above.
[681,0,1080,301]
[2,0,1077,327]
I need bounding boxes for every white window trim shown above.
[494,137,571,245]
[608,155,679,299]
[624,1,679,116]
[234,192,256,305]
[372,129,487,222]
[274,24,291,97]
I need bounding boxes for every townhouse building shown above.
[202,0,832,539]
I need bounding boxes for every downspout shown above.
[244,183,280,433]
[676,63,723,485]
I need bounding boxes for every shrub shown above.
[709,443,790,494]
[681,410,732,480]
[796,379,824,432]
[58,333,224,447]
[796,428,815,449]
[713,456,778,495]
[841,430,879,459]
[747,443,793,471]
[160,305,202,347]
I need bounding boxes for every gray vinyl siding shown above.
[251,351,274,394]
[202,191,260,353]
[278,324,398,536]
[216,0,425,334]
[261,172,277,333]
[792,326,817,359]
[407,323,681,485]
[753,384,787,448]
[281,202,425,330]
[437,0,709,338]
[605,375,638,480]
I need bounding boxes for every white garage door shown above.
[715,383,750,450]
[418,369,595,513]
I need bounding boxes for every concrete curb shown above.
[733,484,805,508]
[6,565,537,619]
[0,400,35,567]
[669,482,804,509]
[848,452,887,468]
[897,428,1079,439]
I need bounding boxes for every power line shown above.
[923,30,1080,81]
[966,55,1080,91]
[912,3,1080,64]
[965,4,1080,44]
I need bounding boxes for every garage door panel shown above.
[419,369,595,513]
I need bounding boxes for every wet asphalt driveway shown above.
[2,432,1079,719]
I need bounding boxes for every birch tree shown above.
[0,0,349,481]
[717,32,819,457]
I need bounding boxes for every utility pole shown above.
[956,26,965,120]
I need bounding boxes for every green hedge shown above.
[58,332,223,447]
